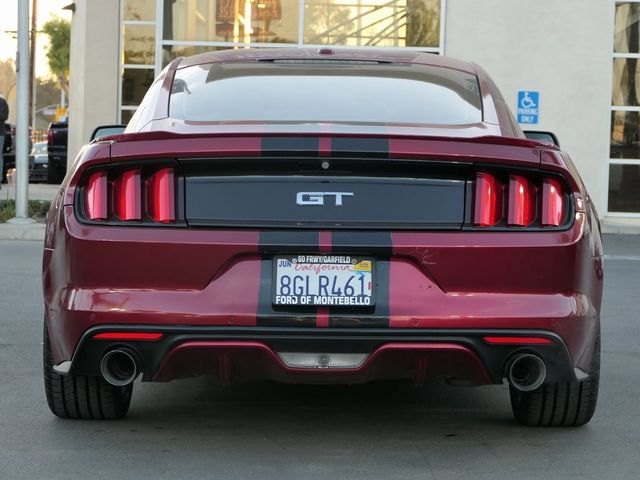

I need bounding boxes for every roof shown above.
[176,48,477,74]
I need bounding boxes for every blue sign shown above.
[517,91,539,124]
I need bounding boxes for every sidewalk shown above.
[1,183,59,202]
[0,183,58,240]
[602,217,640,235]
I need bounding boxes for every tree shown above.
[0,59,17,99]
[42,17,70,95]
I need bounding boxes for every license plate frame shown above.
[272,255,376,307]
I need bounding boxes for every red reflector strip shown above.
[114,169,142,221]
[93,332,164,341]
[147,168,176,223]
[508,175,536,226]
[542,178,563,226]
[474,173,503,227]
[85,171,108,220]
[483,336,553,345]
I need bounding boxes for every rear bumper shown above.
[59,326,581,385]
[44,206,603,382]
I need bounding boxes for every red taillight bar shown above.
[508,175,536,226]
[147,168,176,223]
[114,169,142,221]
[474,173,503,227]
[93,332,164,341]
[84,167,176,224]
[474,172,566,229]
[85,171,108,220]
[542,178,564,226]
[483,336,553,345]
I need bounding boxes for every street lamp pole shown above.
[30,0,38,131]
[9,0,33,223]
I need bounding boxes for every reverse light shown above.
[508,175,536,226]
[147,168,176,223]
[114,169,141,221]
[85,171,108,220]
[277,352,369,369]
[474,173,503,227]
[542,178,564,226]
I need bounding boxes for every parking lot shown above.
[1,235,639,479]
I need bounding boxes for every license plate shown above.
[273,255,375,307]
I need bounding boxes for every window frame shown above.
[609,0,640,216]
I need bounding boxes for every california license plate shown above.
[273,255,375,307]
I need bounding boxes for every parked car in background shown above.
[46,118,68,184]
[43,49,603,426]
[29,141,48,183]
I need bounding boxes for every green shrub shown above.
[0,199,52,223]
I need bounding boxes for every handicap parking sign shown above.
[517,91,539,124]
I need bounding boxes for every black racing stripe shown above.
[260,231,320,255]
[257,231,320,327]
[330,138,389,158]
[329,231,392,328]
[330,231,393,256]
[261,137,320,157]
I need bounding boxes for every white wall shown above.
[66,0,616,217]
[68,0,120,167]
[445,0,614,217]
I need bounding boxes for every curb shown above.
[0,223,46,241]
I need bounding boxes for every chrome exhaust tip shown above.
[507,353,546,392]
[100,349,138,387]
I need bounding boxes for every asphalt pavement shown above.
[0,235,639,479]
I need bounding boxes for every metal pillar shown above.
[9,0,34,224]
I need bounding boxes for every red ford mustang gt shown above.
[42,48,603,426]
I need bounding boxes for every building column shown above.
[68,0,120,166]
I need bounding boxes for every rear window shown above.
[169,61,482,126]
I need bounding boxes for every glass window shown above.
[123,25,156,65]
[614,2,640,53]
[612,58,640,106]
[169,62,481,125]
[609,164,640,212]
[126,67,169,131]
[163,0,299,44]
[121,109,136,124]
[303,0,440,47]
[611,111,640,159]
[123,0,156,21]
[121,68,155,106]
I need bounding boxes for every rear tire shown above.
[43,321,132,419]
[509,330,600,427]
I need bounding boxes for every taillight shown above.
[114,169,141,221]
[473,173,567,228]
[85,171,108,220]
[93,332,164,341]
[541,179,564,226]
[508,175,536,226]
[83,167,177,224]
[474,173,503,227]
[47,129,54,146]
[147,168,175,223]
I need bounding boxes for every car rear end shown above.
[42,49,603,425]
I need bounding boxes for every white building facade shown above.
[68,0,639,219]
